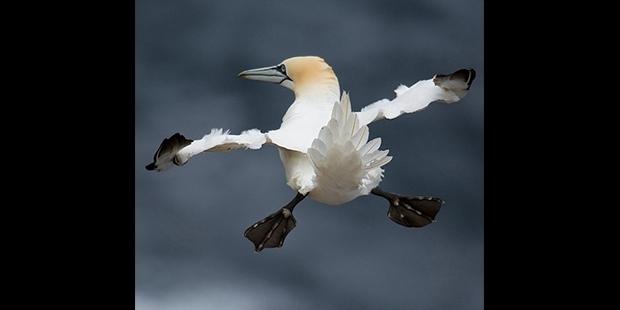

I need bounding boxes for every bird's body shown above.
[277,94,387,205]
[267,66,343,201]
[146,56,476,251]
[267,60,385,205]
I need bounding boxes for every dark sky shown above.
[136,0,483,309]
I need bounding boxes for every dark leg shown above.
[371,187,443,228]
[244,192,307,252]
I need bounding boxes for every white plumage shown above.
[306,92,390,205]
[175,128,266,165]
[146,56,476,251]
[147,56,474,208]
[357,78,465,125]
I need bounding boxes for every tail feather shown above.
[351,125,369,149]
[358,138,381,156]
[307,92,392,201]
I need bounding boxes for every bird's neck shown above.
[280,78,341,129]
[293,81,341,106]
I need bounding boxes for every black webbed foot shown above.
[243,193,306,252]
[387,196,443,227]
[372,188,443,228]
[244,207,297,252]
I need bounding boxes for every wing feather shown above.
[356,68,476,125]
[146,128,268,171]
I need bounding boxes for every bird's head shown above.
[238,56,340,99]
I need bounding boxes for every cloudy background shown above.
[136,0,483,309]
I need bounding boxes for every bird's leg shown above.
[244,192,307,252]
[371,187,444,228]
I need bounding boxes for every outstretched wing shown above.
[146,128,268,171]
[307,92,392,204]
[356,68,476,125]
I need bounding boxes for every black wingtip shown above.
[170,132,192,145]
[465,68,476,89]
[147,132,194,171]
[433,68,477,90]
[449,68,476,87]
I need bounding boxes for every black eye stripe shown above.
[276,64,292,84]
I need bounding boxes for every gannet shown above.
[146,56,476,252]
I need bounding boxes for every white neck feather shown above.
[294,83,341,106]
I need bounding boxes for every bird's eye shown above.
[279,64,286,74]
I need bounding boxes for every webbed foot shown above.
[243,193,306,252]
[371,187,443,228]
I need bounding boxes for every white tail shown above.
[307,92,392,205]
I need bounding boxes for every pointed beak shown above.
[238,65,289,84]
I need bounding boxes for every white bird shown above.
[146,56,475,252]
